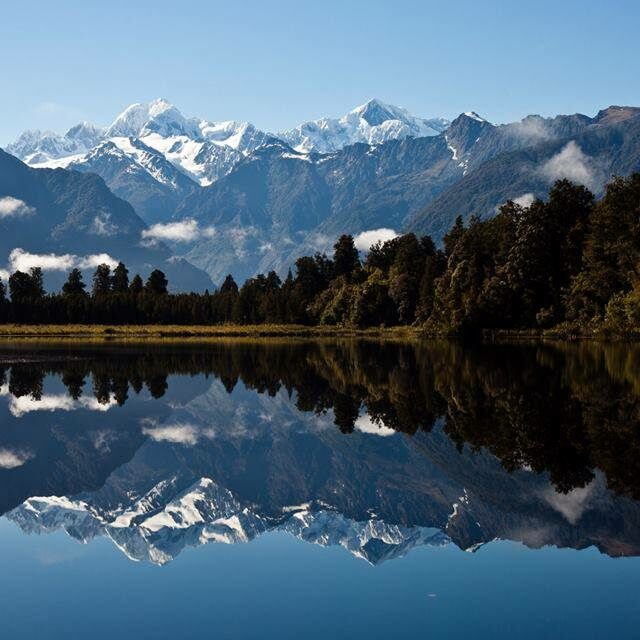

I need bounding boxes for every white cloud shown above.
[9,248,75,272]
[6,248,118,274]
[0,196,35,219]
[91,213,117,236]
[142,422,200,445]
[76,253,119,270]
[353,228,399,251]
[542,480,598,524]
[354,413,396,437]
[2,390,117,418]
[0,269,9,282]
[541,141,594,188]
[512,193,535,208]
[510,117,553,143]
[141,218,216,244]
[0,448,33,469]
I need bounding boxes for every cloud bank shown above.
[541,141,595,188]
[141,218,216,244]
[6,248,118,274]
[0,196,35,219]
[142,422,201,445]
[353,228,399,251]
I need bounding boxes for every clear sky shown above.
[1,0,639,145]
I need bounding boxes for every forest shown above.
[0,173,639,336]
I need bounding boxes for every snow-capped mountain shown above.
[7,98,274,190]
[6,121,103,165]
[7,98,448,190]
[278,98,449,153]
[8,479,448,565]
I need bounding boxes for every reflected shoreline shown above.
[1,339,640,563]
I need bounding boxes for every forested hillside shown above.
[1,174,639,337]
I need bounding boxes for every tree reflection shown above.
[2,340,640,499]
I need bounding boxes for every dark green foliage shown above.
[62,269,87,297]
[111,262,130,293]
[129,275,143,294]
[0,175,638,333]
[145,269,168,296]
[92,264,111,296]
[333,234,360,281]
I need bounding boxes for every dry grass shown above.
[0,323,421,341]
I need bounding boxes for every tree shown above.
[220,274,239,295]
[129,274,144,294]
[92,264,112,296]
[111,262,129,293]
[388,234,425,324]
[333,234,359,281]
[62,268,87,296]
[9,270,43,302]
[146,269,168,295]
[444,216,465,256]
[29,267,45,298]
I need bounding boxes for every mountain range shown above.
[3,99,640,287]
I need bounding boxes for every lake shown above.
[0,339,639,639]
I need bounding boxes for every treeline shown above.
[0,174,639,333]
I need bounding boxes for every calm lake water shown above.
[1,339,639,639]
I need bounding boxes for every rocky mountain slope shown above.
[0,149,213,291]
[5,100,640,287]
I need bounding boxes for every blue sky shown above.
[1,0,639,145]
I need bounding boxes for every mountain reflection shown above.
[1,340,640,563]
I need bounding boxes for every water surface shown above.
[1,340,639,638]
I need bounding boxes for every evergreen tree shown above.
[29,267,45,298]
[146,269,168,295]
[444,215,465,256]
[129,274,144,294]
[62,268,87,296]
[111,262,130,293]
[333,234,359,281]
[9,270,43,302]
[92,264,112,296]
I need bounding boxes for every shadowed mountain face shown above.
[0,149,213,292]
[1,340,640,564]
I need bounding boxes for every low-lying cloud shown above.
[141,218,216,244]
[0,447,33,469]
[541,141,595,188]
[6,248,118,274]
[354,228,399,251]
[512,193,535,208]
[0,196,35,219]
[354,413,396,437]
[142,422,201,445]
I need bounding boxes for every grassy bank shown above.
[0,324,422,340]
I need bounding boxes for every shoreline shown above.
[0,324,423,341]
[0,324,630,342]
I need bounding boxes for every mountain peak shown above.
[463,111,489,123]
[593,105,640,125]
[105,102,149,137]
[351,98,404,126]
[105,99,197,139]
